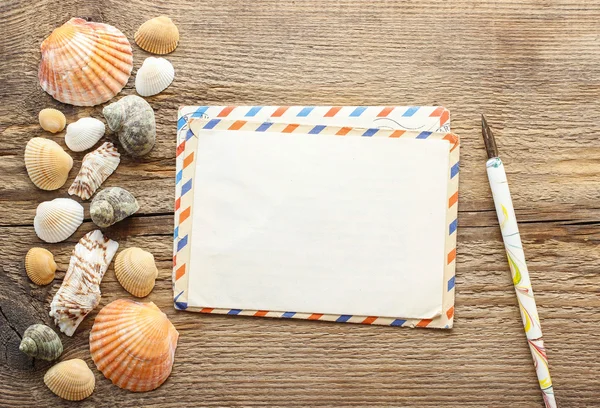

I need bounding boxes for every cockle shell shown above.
[49,230,118,336]
[39,18,133,106]
[65,117,105,152]
[114,247,158,297]
[34,198,84,243]
[90,299,179,392]
[90,187,139,228]
[44,359,95,401]
[68,142,120,200]
[135,57,175,97]
[134,16,179,55]
[103,95,156,157]
[25,247,57,285]
[39,108,66,133]
[24,137,73,191]
[19,324,63,361]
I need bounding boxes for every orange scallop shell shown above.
[39,18,133,106]
[89,299,178,392]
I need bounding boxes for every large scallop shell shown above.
[34,198,83,243]
[24,137,73,191]
[50,230,118,336]
[39,108,66,133]
[114,247,158,297]
[25,247,57,285]
[134,16,179,54]
[44,359,95,401]
[135,57,175,97]
[65,117,105,152]
[39,18,133,106]
[68,142,120,200]
[19,324,63,361]
[90,299,179,392]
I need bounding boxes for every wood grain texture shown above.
[1,0,600,406]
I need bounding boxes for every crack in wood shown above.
[0,303,22,341]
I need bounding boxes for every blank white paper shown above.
[187,130,450,319]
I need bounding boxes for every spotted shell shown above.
[39,108,66,133]
[24,137,73,191]
[114,247,158,297]
[64,117,105,152]
[44,359,95,401]
[25,247,57,285]
[68,142,120,200]
[134,16,179,54]
[34,198,84,243]
[19,324,63,361]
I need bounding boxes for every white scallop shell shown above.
[135,57,174,97]
[65,118,106,152]
[34,198,84,243]
[68,142,120,200]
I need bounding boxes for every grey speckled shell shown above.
[102,95,156,157]
[19,324,63,361]
[90,187,140,228]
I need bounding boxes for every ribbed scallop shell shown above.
[114,247,158,297]
[39,18,133,106]
[135,57,174,97]
[39,108,66,133]
[34,198,83,243]
[65,117,105,152]
[25,247,57,285]
[68,142,120,200]
[44,359,95,401]
[19,324,63,361]
[134,16,179,54]
[24,137,73,191]
[90,299,179,392]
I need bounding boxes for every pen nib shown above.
[481,114,499,159]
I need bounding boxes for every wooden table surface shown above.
[1,0,599,406]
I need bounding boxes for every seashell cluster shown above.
[44,359,95,401]
[25,247,56,285]
[34,198,83,243]
[39,18,133,106]
[68,142,120,200]
[134,16,179,54]
[90,187,139,228]
[103,95,156,157]
[90,299,179,392]
[135,57,175,97]
[49,230,119,336]
[115,247,158,297]
[19,324,63,361]
[65,117,105,152]
[24,137,73,191]
[39,108,66,133]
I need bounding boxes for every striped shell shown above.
[19,324,63,361]
[44,359,95,401]
[90,299,179,392]
[24,137,73,191]
[25,247,57,285]
[39,108,66,133]
[134,16,179,54]
[39,18,133,106]
[65,117,105,152]
[114,247,158,297]
[135,57,174,97]
[68,142,120,200]
[34,198,83,243]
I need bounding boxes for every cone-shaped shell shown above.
[134,16,179,54]
[25,247,57,285]
[68,142,120,200]
[114,247,158,297]
[90,299,178,392]
[90,187,139,228]
[34,198,83,243]
[44,359,95,401]
[39,18,133,106]
[39,108,66,133]
[19,324,63,361]
[135,57,175,97]
[65,117,105,152]
[24,137,73,191]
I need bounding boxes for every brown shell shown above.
[44,359,95,401]
[114,247,158,297]
[134,16,179,54]
[25,247,57,285]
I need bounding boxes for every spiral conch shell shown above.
[90,299,179,392]
[50,230,118,336]
[115,247,158,297]
[25,247,57,285]
[103,95,156,157]
[39,108,66,133]
[39,18,133,106]
[24,137,73,191]
[34,198,84,243]
[19,324,63,361]
[135,57,175,97]
[90,187,139,228]
[134,16,179,54]
[44,359,95,401]
[65,117,105,152]
[68,142,120,200]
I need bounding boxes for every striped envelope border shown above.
[173,106,459,329]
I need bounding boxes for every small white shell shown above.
[68,142,120,200]
[34,198,84,243]
[65,117,105,152]
[135,57,174,97]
